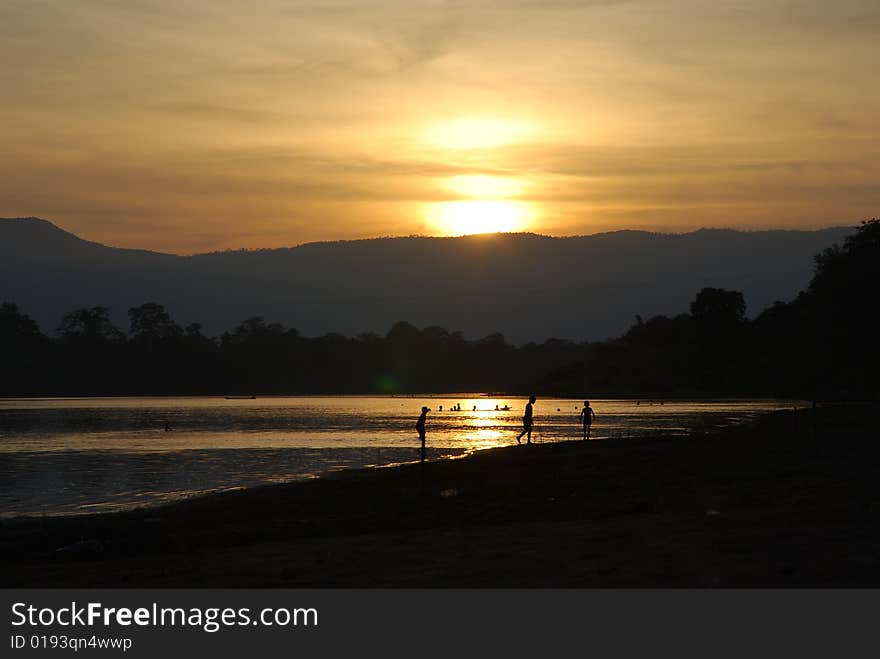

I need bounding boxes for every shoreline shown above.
[0,393,810,401]
[0,397,795,518]
[2,403,878,587]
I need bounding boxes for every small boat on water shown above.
[225,395,256,400]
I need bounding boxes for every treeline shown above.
[2,220,877,399]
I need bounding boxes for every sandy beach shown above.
[2,404,878,587]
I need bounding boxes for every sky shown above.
[1,0,878,253]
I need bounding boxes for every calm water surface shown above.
[0,395,792,516]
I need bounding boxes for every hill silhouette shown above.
[0,217,851,343]
[1,219,876,398]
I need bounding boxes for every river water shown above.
[0,395,792,516]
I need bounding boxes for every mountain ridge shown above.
[1,216,847,256]
[0,217,853,343]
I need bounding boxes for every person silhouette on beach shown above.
[416,406,430,462]
[579,400,596,440]
[517,394,537,444]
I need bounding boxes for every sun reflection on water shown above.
[0,396,795,516]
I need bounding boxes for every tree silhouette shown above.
[690,287,746,327]
[804,218,879,397]
[53,307,125,394]
[0,302,48,395]
[810,218,880,300]
[57,306,125,342]
[128,302,182,342]
[0,302,43,342]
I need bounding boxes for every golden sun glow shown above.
[446,175,527,199]
[423,118,537,235]
[424,117,535,150]
[426,200,535,235]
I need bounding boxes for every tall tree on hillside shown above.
[805,219,879,397]
[690,288,746,328]
[55,306,125,394]
[0,301,44,342]
[128,302,182,342]
[57,306,125,342]
[0,302,48,395]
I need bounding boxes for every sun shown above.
[421,118,539,235]
[426,174,535,235]
[426,200,534,235]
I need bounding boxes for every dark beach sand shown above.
[2,404,878,587]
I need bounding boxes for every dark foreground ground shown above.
[2,404,878,587]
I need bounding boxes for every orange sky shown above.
[2,1,878,253]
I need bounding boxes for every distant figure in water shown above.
[473,405,477,411]
[579,400,596,440]
[495,404,499,411]
[517,394,537,444]
[439,405,443,411]
[416,406,430,462]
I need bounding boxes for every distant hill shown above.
[0,217,852,343]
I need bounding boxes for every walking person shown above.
[416,406,430,462]
[579,400,596,440]
[517,394,537,444]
